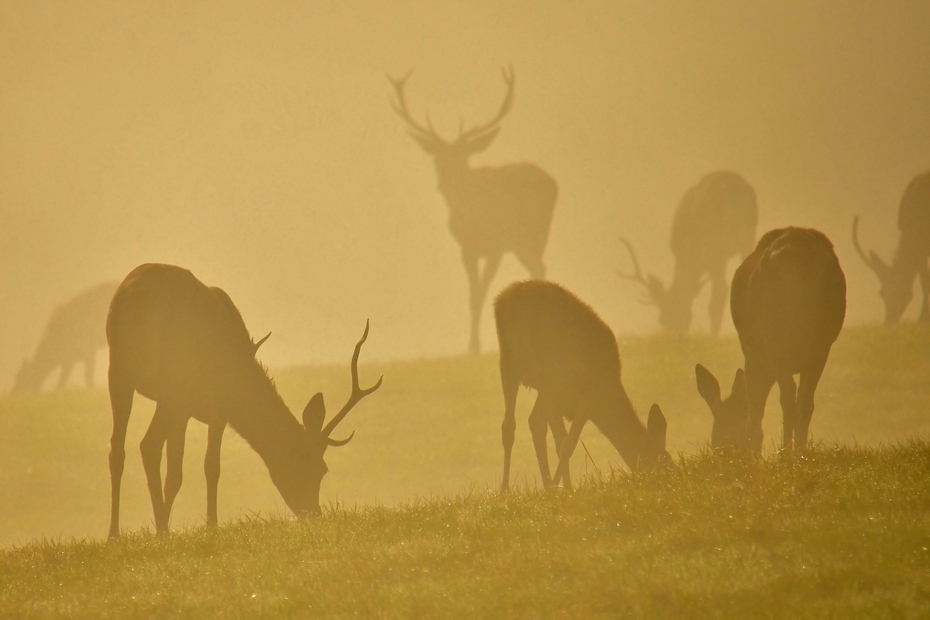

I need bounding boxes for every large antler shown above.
[852,215,886,274]
[457,65,515,143]
[321,320,383,447]
[617,238,650,287]
[388,70,442,141]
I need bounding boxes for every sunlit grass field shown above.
[1,325,929,616]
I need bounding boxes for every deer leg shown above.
[462,251,482,355]
[553,415,587,490]
[796,361,826,451]
[919,264,930,322]
[549,415,569,488]
[204,421,227,526]
[528,393,555,488]
[140,404,173,534]
[745,361,775,456]
[777,375,799,452]
[57,362,73,389]
[470,253,503,355]
[707,268,728,335]
[500,359,519,493]
[107,366,134,540]
[83,352,96,389]
[515,248,546,280]
[162,414,190,529]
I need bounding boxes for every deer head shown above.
[272,321,382,516]
[389,66,515,180]
[695,364,748,450]
[617,238,704,332]
[852,216,913,324]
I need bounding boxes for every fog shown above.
[3,1,930,386]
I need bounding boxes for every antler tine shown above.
[851,216,878,271]
[458,65,516,142]
[388,70,438,139]
[321,320,383,443]
[616,237,649,286]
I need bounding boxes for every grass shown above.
[1,325,929,616]
[1,445,929,617]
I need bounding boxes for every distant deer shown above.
[390,67,558,354]
[106,263,381,538]
[695,227,846,454]
[494,280,671,492]
[619,171,757,333]
[852,170,930,324]
[12,281,119,393]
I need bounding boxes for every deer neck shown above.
[892,236,927,276]
[223,362,305,467]
[588,385,654,472]
[433,156,473,198]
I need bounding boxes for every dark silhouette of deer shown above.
[619,171,757,333]
[494,280,670,492]
[694,227,846,454]
[852,170,930,324]
[12,281,119,393]
[390,67,558,354]
[106,263,381,538]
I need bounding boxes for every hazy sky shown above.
[2,1,930,386]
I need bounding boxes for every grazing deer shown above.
[619,171,757,333]
[12,281,119,393]
[494,280,671,492]
[390,67,558,354]
[106,263,381,538]
[695,227,846,454]
[852,170,930,324]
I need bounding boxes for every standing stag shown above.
[390,67,558,354]
[619,171,757,333]
[12,281,119,393]
[852,170,930,324]
[106,264,381,538]
[495,280,670,492]
[695,228,846,454]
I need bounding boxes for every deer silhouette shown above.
[495,280,670,492]
[619,171,757,333]
[852,170,930,324]
[390,67,558,354]
[12,281,119,393]
[106,263,381,538]
[695,227,846,454]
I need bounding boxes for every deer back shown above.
[670,171,758,262]
[495,280,621,400]
[897,170,930,254]
[107,264,264,407]
[731,227,846,373]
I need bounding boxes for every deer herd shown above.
[6,69,929,538]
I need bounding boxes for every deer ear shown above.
[647,404,667,452]
[302,393,326,434]
[463,127,501,153]
[695,364,721,408]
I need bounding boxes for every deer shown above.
[105,263,381,538]
[12,281,119,393]
[852,170,930,324]
[618,171,757,334]
[694,227,846,454]
[389,66,558,355]
[494,279,671,492]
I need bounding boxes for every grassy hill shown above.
[0,325,929,615]
[1,445,929,617]
[3,325,929,546]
